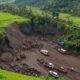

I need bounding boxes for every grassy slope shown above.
[30,8,80,26]
[0,11,30,27]
[0,69,43,80]
[0,11,30,34]
[59,13,80,27]
[59,13,80,48]
[27,7,52,17]
[0,69,65,80]
[31,9,80,27]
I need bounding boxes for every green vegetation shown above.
[62,27,80,53]
[59,13,80,27]
[0,11,30,35]
[0,28,5,34]
[0,11,29,27]
[43,0,80,16]
[0,69,65,80]
[0,69,43,80]
[15,0,48,8]
[14,0,80,16]
[0,0,80,16]
[0,4,61,35]
[58,13,80,52]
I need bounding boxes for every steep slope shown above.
[0,11,29,52]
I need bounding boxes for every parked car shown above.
[49,71,59,79]
[58,41,64,46]
[57,48,67,54]
[37,59,54,69]
[40,49,49,56]
[43,62,55,69]
[48,63,55,69]
[58,67,69,74]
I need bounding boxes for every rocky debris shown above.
[0,36,11,53]
[0,53,14,62]
[22,40,43,50]
[6,23,26,49]
[15,54,26,61]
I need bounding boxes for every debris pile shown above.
[22,40,42,50]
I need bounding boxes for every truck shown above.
[40,49,49,56]
[37,59,54,69]
[57,48,67,54]
[49,71,59,79]
[57,66,69,74]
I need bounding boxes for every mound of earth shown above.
[0,23,80,80]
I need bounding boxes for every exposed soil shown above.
[0,23,80,80]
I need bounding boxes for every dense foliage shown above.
[0,11,29,40]
[63,27,80,53]
[15,0,48,8]
[44,0,80,16]
[0,4,63,35]
[0,0,80,16]
[14,0,80,16]
[0,11,29,27]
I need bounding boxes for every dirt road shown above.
[19,36,80,80]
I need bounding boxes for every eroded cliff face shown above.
[19,23,66,35]
[0,36,10,53]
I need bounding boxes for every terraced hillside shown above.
[59,13,80,27]
[0,11,30,34]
